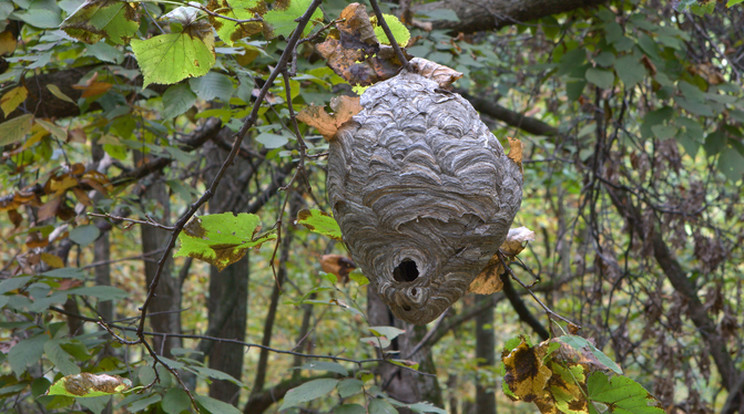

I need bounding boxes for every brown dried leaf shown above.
[7,209,22,227]
[502,339,553,403]
[320,254,357,283]
[507,136,523,170]
[40,252,65,269]
[408,57,462,88]
[501,226,535,257]
[469,226,534,294]
[297,96,361,140]
[316,3,408,86]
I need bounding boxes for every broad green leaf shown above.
[0,114,33,146]
[295,209,342,241]
[335,404,366,414]
[131,29,216,88]
[41,267,86,279]
[84,42,125,64]
[718,143,744,181]
[69,225,101,246]
[614,55,646,87]
[36,119,67,141]
[587,372,663,413]
[369,326,406,341]
[9,333,48,376]
[46,84,77,104]
[208,0,264,46]
[126,393,162,412]
[195,394,241,414]
[557,335,623,374]
[1,86,28,117]
[407,402,447,414]
[373,14,411,47]
[279,378,339,410]
[369,398,398,414]
[189,72,234,101]
[161,388,191,414]
[728,0,744,6]
[47,373,131,397]
[0,275,32,294]
[162,83,197,119]
[337,379,363,399]
[585,68,615,89]
[13,7,62,29]
[263,0,323,39]
[256,132,289,148]
[189,365,243,385]
[62,0,139,44]
[67,286,129,301]
[174,213,276,271]
[299,361,348,376]
[44,340,81,375]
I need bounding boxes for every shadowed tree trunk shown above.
[138,164,182,357]
[474,304,496,414]
[204,141,252,404]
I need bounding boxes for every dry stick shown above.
[368,0,409,67]
[97,0,325,410]
[497,251,580,329]
[89,212,175,231]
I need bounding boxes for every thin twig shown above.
[89,212,175,231]
[368,0,409,68]
[497,251,581,329]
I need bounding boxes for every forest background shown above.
[0,0,743,413]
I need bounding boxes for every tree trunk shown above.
[138,168,182,357]
[474,305,496,414]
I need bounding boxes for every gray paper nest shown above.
[327,66,523,325]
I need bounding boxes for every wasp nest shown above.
[327,68,523,325]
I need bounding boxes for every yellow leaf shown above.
[40,252,65,269]
[0,30,17,55]
[46,84,77,104]
[502,339,553,402]
[297,96,361,141]
[0,86,28,117]
[507,136,523,170]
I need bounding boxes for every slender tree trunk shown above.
[474,305,496,414]
[138,166,182,357]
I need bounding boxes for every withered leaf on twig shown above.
[296,95,362,140]
[469,226,535,295]
[320,254,357,283]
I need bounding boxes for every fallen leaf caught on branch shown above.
[469,226,535,294]
[297,96,361,140]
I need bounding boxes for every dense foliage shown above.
[0,0,742,413]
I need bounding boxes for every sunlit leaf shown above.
[207,0,265,46]
[174,213,276,271]
[1,86,28,117]
[47,373,131,397]
[263,0,323,39]
[131,27,216,88]
[279,378,338,410]
[587,372,664,413]
[295,208,343,240]
[372,13,410,47]
[62,0,139,44]
[0,114,33,146]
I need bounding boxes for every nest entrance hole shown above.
[393,259,419,283]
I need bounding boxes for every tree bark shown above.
[415,0,607,33]
[474,305,496,414]
[138,168,182,357]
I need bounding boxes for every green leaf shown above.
[586,68,615,89]
[369,398,398,414]
[279,378,339,411]
[161,388,191,414]
[256,132,289,149]
[44,340,81,375]
[335,404,367,414]
[407,402,447,413]
[0,275,32,294]
[84,42,125,64]
[69,225,101,246]
[195,394,241,414]
[0,114,33,146]
[126,393,162,412]
[295,209,342,241]
[718,143,744,181]
[131,30,216,88]
[557,335,623,375]
[587,372,664,413]
[41,267,86,279]
[46,84,77,104]
[263,0,323,39]
[373,14,410,47]
[62,0,139,44]
[162,83,197,119]
[208,0,264,46]
[369,326,406,341]
[67,286,129,301]
[1,86,28,117]
[299,361,348,376]
[728,0,744,6]
[337,378,363,399]
[47,373,131,397]
[189,72,234,101]
[174,213,276,271]
[614,55,646,87]
[9,333,48,376]
[13,8,62,29]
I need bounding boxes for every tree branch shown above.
[460,90,558,136]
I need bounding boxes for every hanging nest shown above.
[327,63,523,325]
